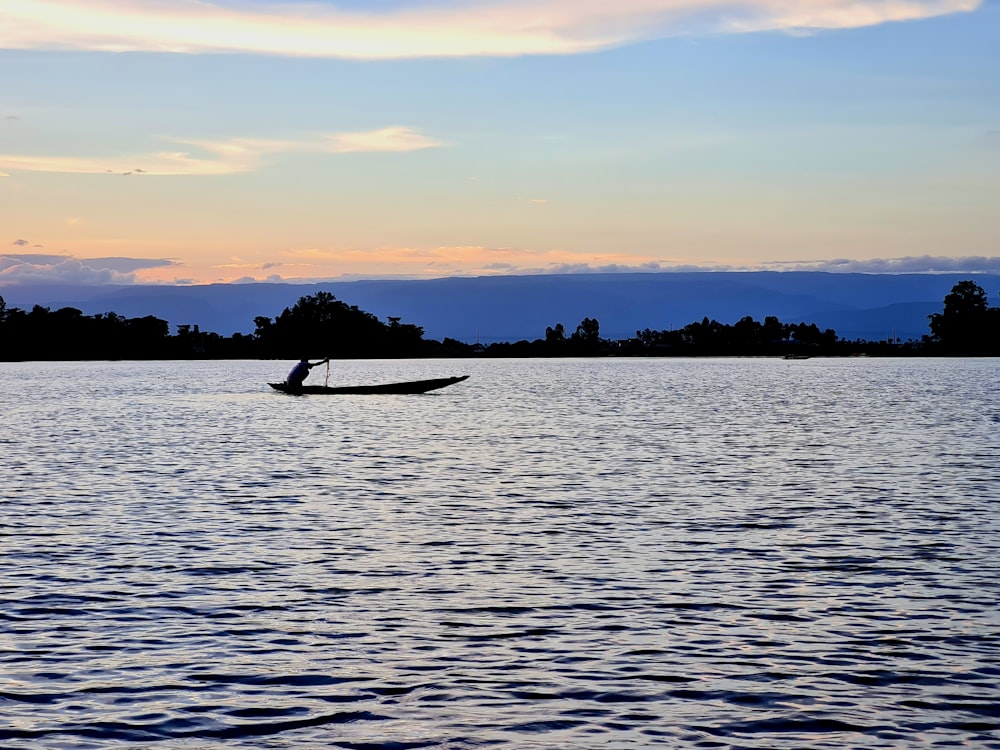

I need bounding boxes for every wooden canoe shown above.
[268,375,469,395]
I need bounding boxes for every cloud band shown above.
[0,0,982,60]
[0,127,443,176]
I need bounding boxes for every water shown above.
[2,357,999,749]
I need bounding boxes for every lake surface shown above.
[2,357,999,749]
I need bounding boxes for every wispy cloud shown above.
[5,248,998,286]
[498,255,1000,276]
[326,127,444,153]
[762,255,1000,274]
[85,257,177,273]
[0,127,442,176]
[262,244,685,280]
[4,252,67,265]
[187,248,1000,283]
[0,253,176,284]
[0,0,981,59]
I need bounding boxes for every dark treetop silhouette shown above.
[1,281,997,361]
[927,281,1000,355]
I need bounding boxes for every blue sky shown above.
[1,0,998,284]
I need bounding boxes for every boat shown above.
[268,375,469,395]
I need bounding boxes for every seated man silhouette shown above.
[286,358,329,388]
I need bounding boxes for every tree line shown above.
[1,281,997,361]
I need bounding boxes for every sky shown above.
[1,0,998,285]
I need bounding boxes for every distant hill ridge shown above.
[4,271,998,343]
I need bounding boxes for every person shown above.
[286,357,329,388]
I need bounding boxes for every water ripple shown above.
[2,358,999,748]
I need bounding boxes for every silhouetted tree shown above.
[0,302,173,360]
[570,317,602,354]
[732,315,762,349]
[253,291,426,358]
[928,280,996,354]
[385,316,426,357]
[790,322,837,348]
[3,286,959,361]
[762,315,786,344]
[544,322,567,354]
[545,323,565,342]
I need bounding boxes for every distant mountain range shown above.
[3,271,997,344]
